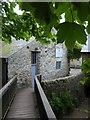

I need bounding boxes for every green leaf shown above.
[54,3,68,18]
[57,22,87,49]
[67,41,82,60]
[87,16,90,34]
[19,2,32,11]
[10,2,16,10]
[73,2,89,23]
[65,4,77,22]
[20,2,53,25]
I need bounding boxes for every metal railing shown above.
[34,74,57,120]
[0,75,17,120]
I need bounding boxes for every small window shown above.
[56,61,61,69]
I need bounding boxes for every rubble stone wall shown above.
[7,39,69,88]
[42,73,85,104]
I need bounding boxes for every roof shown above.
[81,34,90,53]
[0,36,35,58]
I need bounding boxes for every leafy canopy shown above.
[2,2,48,43]
[67,41,83,60]
[2,2,90,49]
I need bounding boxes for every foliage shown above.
[2,2,34,43]
[2,2,90,49]
[80,58,90,85]
[81,58,90,73]
[2,2,52,44]
[49,90,76,116]
[80,76,90,85]
[19,2,90,48]
[57,22,86,49]
[67,41,83,60]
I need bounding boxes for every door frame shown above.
[31,50,40,90]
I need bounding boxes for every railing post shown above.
[39,75,42,84]
[37,74,42,84]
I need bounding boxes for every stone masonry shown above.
[3,37,69,87]
[42,72,85,105]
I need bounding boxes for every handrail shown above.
[0,75,17,120]
[34,75,57,120]
[0,75,17,98]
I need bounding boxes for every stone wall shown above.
[8,44,31,87]
[8,38,40,87]
[39,43,69,80]
[70,58,82,68]
[42,73,85,105]
[7,38,69,88]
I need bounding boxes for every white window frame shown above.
[56,48,63,58]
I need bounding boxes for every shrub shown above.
[49,90,76,117]
[80,58,90,86]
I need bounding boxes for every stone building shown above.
[70,58,82,68]
[0,37,69,88]
[81,34,90,62]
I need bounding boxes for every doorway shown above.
[31,51,40,90]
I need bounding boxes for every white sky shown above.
[60,13,65,23]
[81,34,90,52]
[13,4,24,15]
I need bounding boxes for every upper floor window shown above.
[56,48,63,58]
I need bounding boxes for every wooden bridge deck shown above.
[6,87,40,119]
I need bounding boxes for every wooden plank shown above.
[6,87,40,119]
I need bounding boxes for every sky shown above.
[13,4,24,15]
[81,34,90,52]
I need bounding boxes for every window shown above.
[56,48,63,58]
[56,61,61,69]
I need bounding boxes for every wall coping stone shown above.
[42,72,83,83]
